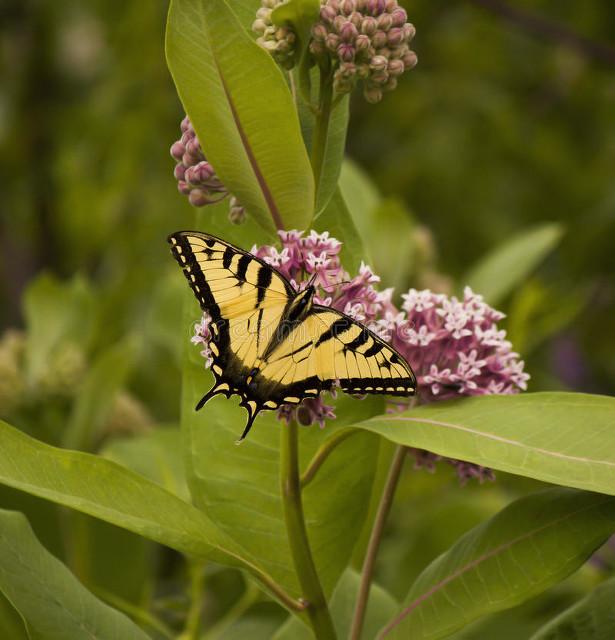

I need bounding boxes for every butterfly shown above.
[169,231,416,441]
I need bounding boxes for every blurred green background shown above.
[1,0,614,637]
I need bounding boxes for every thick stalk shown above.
[280,420,337,639]
[349,446,407,640]
[310,68,334,205]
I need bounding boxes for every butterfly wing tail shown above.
[235,400,262,444]
[195,381,231,411]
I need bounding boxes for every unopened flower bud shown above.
[357,63,370,78]
[387,27,404,46]
[402,49,418,69]
[339,20,358,42]
[252,18,268,34]
[349,11,363,28]
[387,58,404,76]
[312,23,328,41]
[361,16,377,35]
[338,43,355,62]
[369,54,388,71]
[371,29,387,48]
[366,0,386,17]
[363,84,383,103]
[189,189,210,207]
[385,0,397,11]
[228,196,246,224]
[170,141,185,161]
[355,34,371,52]
[320,5,337,23]
[403,22,416,40]
[325,33,340,51]
[174,163,186,180]
[390,8,407,27]
[338,61,357,77]
[340,0,355,16]
[384,76,397,91]
[377,12,392,31]
[370,69,388,84]
[180,116,191,132]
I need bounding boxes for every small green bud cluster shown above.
[170,116,246,223]
[311,0,417,103]
[252,0,298,69]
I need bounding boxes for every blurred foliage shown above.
[1,0,614,638]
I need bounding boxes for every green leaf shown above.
[274,568,399,639]
[166,0,314,232]
[356,392,615,497]
[0,509,151,640]
[0,592,28,640]
[463,224,564,306]
[181,328,382,599]
[380,489,615,640]
[529,576,615,640]
[63,338,137,450]
[102,426,189,501]
[0,418,247,567]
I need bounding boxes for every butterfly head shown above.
[287,284,316,322]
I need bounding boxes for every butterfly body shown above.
[169,231,416,441]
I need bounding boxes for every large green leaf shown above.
[380,489,615,640]
[463,224,564,306]
[0,419,246,566]
[0,509,151,640]
[181,338,382,599]
[275,568,399,639]
[529,576,615,640]
[356,392,615,496]
[166,0,314,232]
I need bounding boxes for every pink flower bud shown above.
[390,8,407,27]
[338,43,356,62]
[402,49,417,69]
[339,21,358,42]
[355,34,371,52]
[369,54,388,71]
[312,23,328,42]
[177,181,191,195]
[170,141,185,161]
[340,0,355,16]
[180,116,191,133]
[387,58,404,76]
[387,27,404,46]
[186,137,201,157]
[366,0,386,16]
[325,33,340,51]
[320,5,337,23]
[377,13,393,31]
[173,163,186,180]
[188,189,209,207]
[338,61,357,77]
[309,40,326,56]
[349,11,363,28]
[403,22,416,40]
[371,30,388,48]
[363,84,383,103]
[361,16,378,36]
[370,69,388,83]
[384,0,397,12]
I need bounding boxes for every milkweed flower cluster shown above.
[192,232,529,482]
[170,117,246,223]
[253,0,417,103]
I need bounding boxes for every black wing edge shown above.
[167,230,296,297]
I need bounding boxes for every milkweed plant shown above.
[1,1,615,639]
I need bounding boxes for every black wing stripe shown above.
[314,317,353,347]
[236,255,251,282]
[363,341,385,357]
[345,328,370,351]
[222,246,234,269]
[256,265,272,305]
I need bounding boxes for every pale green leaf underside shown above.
[0,509,150,640]
[381,489,615,639]
[529,576,615,640]
[357,393,615,496]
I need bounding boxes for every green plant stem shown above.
[301,429,357,488]
[349,446,407,640]
[179,560,205,640]
[280,420,337,639]
[310,67,334,206]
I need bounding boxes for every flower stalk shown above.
[350,445,407,640]
[280,419,337,639]
[311,65,334,206]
